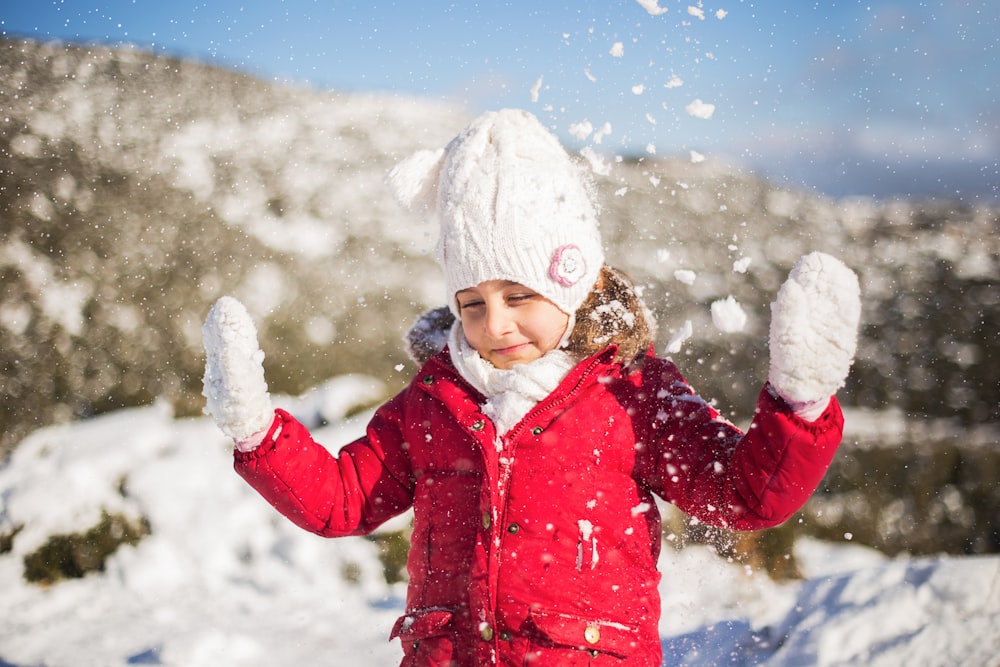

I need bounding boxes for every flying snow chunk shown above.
[666,320,693,354]
[580,146,610,176]
[733,257,752,273]
[530,76,543,103]
[716,9,729,19]
[674,269,696,285]
[632,84,645,95]
[593,122,612,144]
[690,150,705,163]
[610,42,624,58]
[584,69,597,82]
[569,120,594,141]
[711,296,747,333]
[686,99,716,119]
[636,0,669,15]
[688,6,706,20]
[665,74,684,88]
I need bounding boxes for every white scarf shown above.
[448,322,576,436]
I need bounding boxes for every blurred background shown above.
[1,1,997,572]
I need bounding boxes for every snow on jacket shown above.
[234,345,844,666]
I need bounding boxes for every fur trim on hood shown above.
[404,306,455,365]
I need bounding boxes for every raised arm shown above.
[202,296,414,537]
[641,253,860,530]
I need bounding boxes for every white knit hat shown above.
[384,109,605,316]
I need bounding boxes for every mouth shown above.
[493,342,531,356]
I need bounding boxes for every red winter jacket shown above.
[235,346,844,666]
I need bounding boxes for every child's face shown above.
[456,280,569,370]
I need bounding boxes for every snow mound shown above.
[0,389,997,666]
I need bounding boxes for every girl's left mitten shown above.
[768,252,861,420]
[202,296,274,451]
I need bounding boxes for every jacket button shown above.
[479,624,494,641]
[471,419,485,431]
[481,512,492,530]
[584,625,601,644]
[499,630,512,641]
[421,375,434,385]
[506,523,520,534]
[531,426,543,436]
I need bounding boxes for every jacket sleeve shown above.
[233,392,416,538]
[636,361,844,530]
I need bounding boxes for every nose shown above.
[483,303,515,340]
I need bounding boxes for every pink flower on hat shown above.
[549,244,587,287]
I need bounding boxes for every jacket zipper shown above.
[494,351,614,538]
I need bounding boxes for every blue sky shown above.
[3,1,998,201]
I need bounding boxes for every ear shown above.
[384,148,445,213]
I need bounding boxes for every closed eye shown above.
[506,292,538,305]
[457,298,485,311]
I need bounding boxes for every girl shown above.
[202,109,861,666]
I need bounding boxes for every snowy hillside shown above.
[2,37,1000,664]
[3,36,998,561]
[0,37,466,456]
[0,387,997,666]
[3,36,998,462]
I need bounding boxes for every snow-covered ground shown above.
[1,377,998,666]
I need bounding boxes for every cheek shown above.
[458,316,485,350]
[535,314,569,350]
[549,323,569,347]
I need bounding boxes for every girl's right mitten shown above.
[201,296,275,451]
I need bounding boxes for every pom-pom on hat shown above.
[385,109,605,316]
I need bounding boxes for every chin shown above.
[488,354,537,370]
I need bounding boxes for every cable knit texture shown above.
[384,109,604,316]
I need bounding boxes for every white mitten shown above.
[768,252,861,420]
[202,296,274,450]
